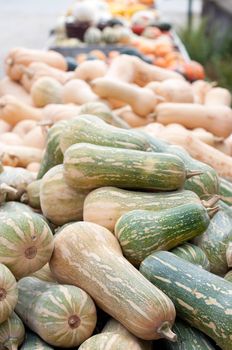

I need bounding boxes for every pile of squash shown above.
[0,47,232,349]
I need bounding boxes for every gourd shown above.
[84,27,102,44]
[21,179,41,209]
[92,78,158,117]
[0,95,42,125]
[78,102,130,128]
[62,79,98,105]
[171,243,210,271]
[40,165,88,225]
[156,103,232,138]
[31,77,63,107]
[225,270,232,283]
[0,263,18,324]
[194,203,232,275]
[115,203,215,267]
[20,331,54,350]
[102,27,120,44]
[146,79,194,103]
[50,222,177,341]
[115,105,150,127]
[219,178,232,206]
[16,277,97,348]
[63,143,197,191]
[23,126,46,149]
[37,120,68,179]
[0,165,35,200]
[0,77,32,105]
[192,80,214,104]
[83,187,201,232]
[30,264,56,283]
[140,251,232,350]
[0,201,33,215]
[0,312,25,350]
[60,114,151,154]
[74,60,107,82]
[0,211,54,279]
[102,319,152,350]
[12,120,37,138]
[20,62,71,92]
[161,319,216,349]
[0,144,43,168]
[0,120,11,135]
[79,333,143,350]
[5,47,67,81]
[0,132,23,146]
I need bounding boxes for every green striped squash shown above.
[37,120,68,179]
[16,277,97,348]
[144,134,219,199]
[21,180,41,209]
[102,319,152,350]
[30,264,56,283]
[194,203,232,275]
[60,114,151,154]
[0,312,25,350]
[0,264,18,324]
[79,332,143,350]
[78,102,130,129]
[50,222,176,341]
[115,203,213,267]
[140,251,232,350]
[225,270,232,283]
[83,187,201,232]
[0,211,54,279]
[171,243,210,271]
[40,164,89,226]
[220,178,232,206]
[63,143,194,191]
[21,331,53,350]
[161,319,216,349]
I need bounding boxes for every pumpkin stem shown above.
[20,193,29,204]
[158,322,177,342]
[4,339,18,350]
[202,195,220,208]
[207,206,220,218]
[226,243,232,268]
[186,170,203,179]
[68,315,81,329]
[0,183,18,196]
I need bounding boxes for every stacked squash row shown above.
[0,113,231,349]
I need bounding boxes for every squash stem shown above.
[207,206,220,218]
[186,170,203,179]
[226,243,232,268]
[202,195,220,208]
[158,322,177,342]
[0,183,18,196]
[20,193,29,204]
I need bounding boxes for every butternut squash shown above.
[0,95,42,125]
[62,79,98,105]
[42,103,80,123]
[146,79,194,103]
[192,80,215,104]
[23,126,46,149]
[20,62,72,92]
[92,78,158,117]
[106,55,184,86]
[31,77,63,107]
[0,132,23,146]
[26,162,40,173]
[0,120,11,134]
[50,221,177,341]
[0,77,32,105]
[204,87,232,106]
[156,103,232,137]
[5,47,67,81]
[12,120,37,137]
[74,60,108,82]
[114,106,151,127]
[0,143,43,167]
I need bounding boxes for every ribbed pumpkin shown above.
[79,332,143,350]
[20,331,54,350]
[0,211,54,279]
[16,277,97,348]
[0,202,33,215]
[40,164,89,226]
[30,264,56,283]
[50,222,176,341]
[0,264,18,324]
[84,27,102,44]
[21,179,41,209]
[0,312,25,350]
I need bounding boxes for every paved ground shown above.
[0,0,202,76]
